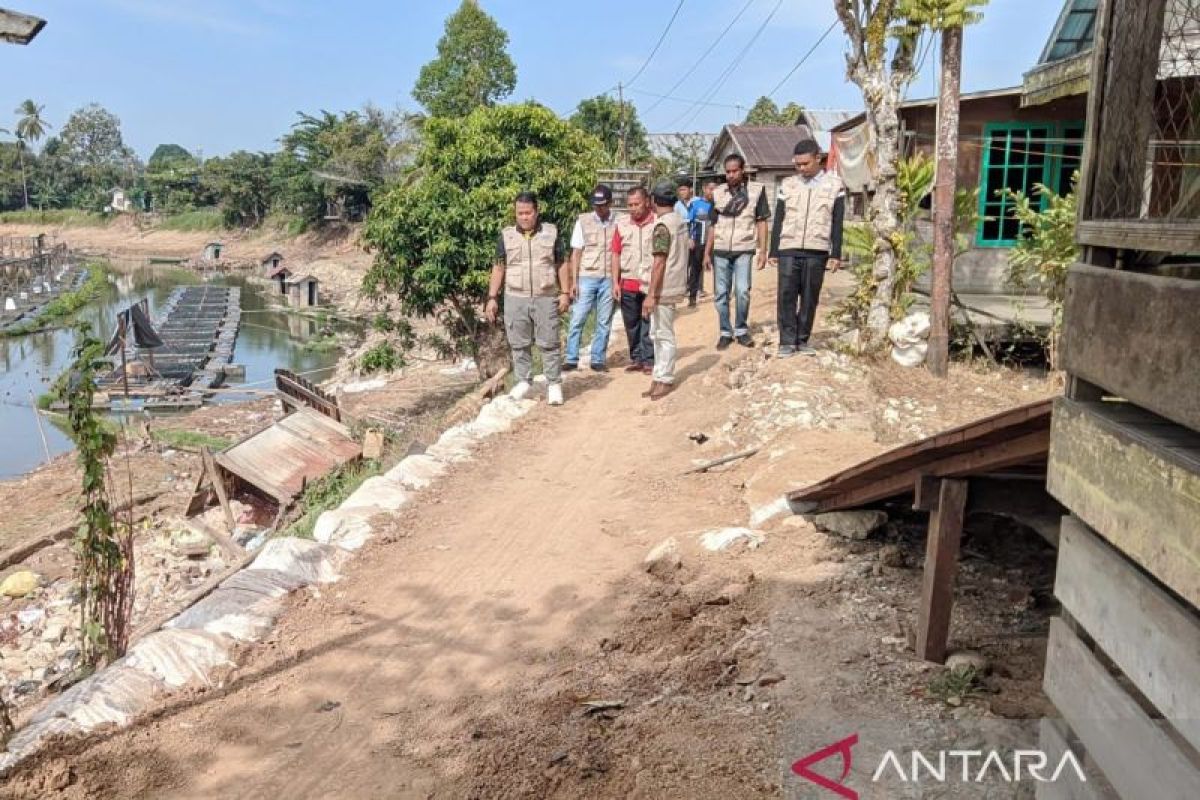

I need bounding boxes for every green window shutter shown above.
[976,123,1056,247]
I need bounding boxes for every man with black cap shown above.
[769,139,845,357]
[641,181,691,401]
[564,184,617,372]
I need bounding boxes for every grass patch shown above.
[301,333,341,354]
[926,665,985,707]
[3,265,110,338]
[286,459,382,539]
[151,429,233,451]
[157,207,225,232]
[0,209,112,227]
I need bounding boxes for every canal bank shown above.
[0,259,348,480]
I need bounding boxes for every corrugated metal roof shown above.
[728,125,811,168]
[216,409,361,503]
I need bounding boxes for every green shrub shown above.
[359,341,404,373]
[157,208,225,232]
[287,460,381,538]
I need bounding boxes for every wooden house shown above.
[261,252,284,272]
[284,274,319,308]
[1035,0,1200,795]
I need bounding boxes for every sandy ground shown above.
[1,269,1061,798]
[0,219,375,309]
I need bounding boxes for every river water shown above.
[0,261,344,480]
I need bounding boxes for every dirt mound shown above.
[442,568,781,799]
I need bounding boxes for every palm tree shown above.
[14,100,50,210]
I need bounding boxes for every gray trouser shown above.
[504,293,562,384]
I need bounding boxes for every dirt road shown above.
[3,272,1059,798]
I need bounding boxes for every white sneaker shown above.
[547,383,564,406]
[509,380,532,401]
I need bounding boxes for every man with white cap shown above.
[563,184,617,372]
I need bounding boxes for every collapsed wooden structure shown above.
[789,399,1064,663]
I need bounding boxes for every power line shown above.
[628,88,745,111]
[644,0,757,114]
[670,0,785,130]
[625,0,687,88]
[766,19,838,98]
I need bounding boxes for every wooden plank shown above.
[1035,719,1116,800]
[1047,398,1200,607]
[1043,618,1200,799]
[1055,517,1200,752]
[810,429,1049,513]
[201,446,236,532]
[916,479,968,663]
[1060,263,1200,431]
[1083,0,1167,220]
[1076,219,1200,254]
[0,9,46,44]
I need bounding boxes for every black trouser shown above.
[686,243,703,301]
[777,253,827,347]
[620,289,654,365]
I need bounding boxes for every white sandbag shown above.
[220,567,309,598]
[313,507,376,552]
[425,424,477,463]
[125,629,234,688]
[748,496,793,528]
[699,527,766,552]
[487,395,535,420]
[166,587,284,642]
[251,537,347,585]
[27,664,165,731]
[468,403,514,436]
[2,716,81,763]
[340,476,409,512]
[385,453,447,490]
[888,311,931,367]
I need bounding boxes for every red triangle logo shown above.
[791,734,859,799]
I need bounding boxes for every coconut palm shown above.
[14,100,51,210]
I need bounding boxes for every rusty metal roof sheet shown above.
[216,408,361,503]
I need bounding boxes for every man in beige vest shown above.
[611,186,657,374]
[484,191,570,405]
[703,153,770,350]
[768,139,845,357]
[641,182,691,401]
[564,184,616,372]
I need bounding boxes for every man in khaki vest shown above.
[703,153,770,350]
[610,186,657,374]
[768,139,845,357]
[564,184,617,372]
[641,182,691,401]
[484,191,570,405]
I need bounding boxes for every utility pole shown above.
[618,82,629,167]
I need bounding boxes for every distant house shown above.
[268,264,292,295]
[203,242,223,261]
[109,187,134,213]
[793,109,855,152]
[261,252,284,272]
[705,125,812,199]
[285,274,319,308]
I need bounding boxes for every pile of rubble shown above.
[0,499,277,715]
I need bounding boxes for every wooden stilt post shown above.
[916,478,969,662]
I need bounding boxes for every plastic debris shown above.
[699,528,766,552]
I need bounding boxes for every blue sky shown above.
[1,0,1063,159]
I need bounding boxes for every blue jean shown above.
[564,275,614,366]
[713,253,753,338]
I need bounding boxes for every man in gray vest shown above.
[641,181,691,401]
[704,153,770,350]
[564,184,617,372]
[768,139,845,357]
[484,191,570,405]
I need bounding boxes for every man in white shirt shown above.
[564,184,617,371]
